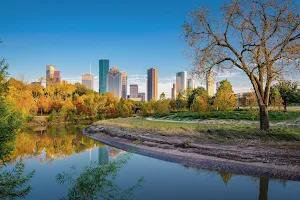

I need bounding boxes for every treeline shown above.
[3,76,299,122]
[4,78,137,122]
[140,80,300,117]
[141,80,237,116]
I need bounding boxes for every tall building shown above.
[147,68,158,101]
[176,71,187,94]
[138,93,146,102]
[54,71,61,83]
[82,74,94,90]
[106,66,122,98]
[206,71,215,97]
[187,79,196,90]
[121,72,127,99]
[130,84,138,98]
[46,65,56,86]
[99,59,109,94]
[171,84,177,99]
[46,65,61,86]
[216,81,221,91]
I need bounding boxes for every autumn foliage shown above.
[4,78,134,122]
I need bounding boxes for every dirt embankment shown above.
[85,124,300,181]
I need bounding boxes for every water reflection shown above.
[57,153,143,200]
[0,161,35,199]
[98,146,109,166]
[1,125,299,200]
[7,125,102,164]
[259,177,269,200]
[0,127,36,199]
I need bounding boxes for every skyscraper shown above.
[130,84,138,98]
[46,65,61,86]
[106,66,122,98]
[187,78,196,90]
[206,71,215,97]
[176,71,187,94]
[147,68,158,101]
[82,74,94,90]
[171,84,177,99]
[46,65,56,86]
[99,59,109,94]
[54,70,61,83]
[138,93,146,102]
[121,72,127,99]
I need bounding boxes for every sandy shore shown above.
[84,124,300,181]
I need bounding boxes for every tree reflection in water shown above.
[7,125,103,163]
[0,124,99,199]
[183,165,289,200]
[56,153,143,200]
[0,161,35,199]
[259,177,269,200]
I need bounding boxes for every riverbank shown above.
[85,117,300,181]
[24,116,93,127]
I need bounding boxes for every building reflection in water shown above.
[98,146,109,165]
[97,146,125,165]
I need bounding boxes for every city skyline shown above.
[42,59,251,99]
[0,0,259,98]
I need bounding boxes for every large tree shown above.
[183,0,300,131]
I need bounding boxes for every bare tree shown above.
[183,0,300,131]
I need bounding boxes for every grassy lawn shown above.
[96,117,300,143]
[153,110,300,121]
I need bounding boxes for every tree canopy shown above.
[183,0,300,131]
[214,80,237,111]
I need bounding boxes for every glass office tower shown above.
[176,71,187,94]
[99,59,109,94]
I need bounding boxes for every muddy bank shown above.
[84,124,300,181]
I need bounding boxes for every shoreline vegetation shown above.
[85,117,300,181]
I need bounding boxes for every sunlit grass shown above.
[153,110,300,121]
[95,117,300,142]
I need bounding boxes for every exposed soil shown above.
[85,124,300,181]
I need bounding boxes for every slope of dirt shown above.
[85,124,300,181]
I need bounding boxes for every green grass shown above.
[153,110,300,121]
[96,117,300,142]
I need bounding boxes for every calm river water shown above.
[2,125,300,200]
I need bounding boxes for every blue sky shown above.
[0,0,252,97]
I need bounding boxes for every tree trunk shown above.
[259,104,270,132]
[258,177,269,200]
[283,104,287,112]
